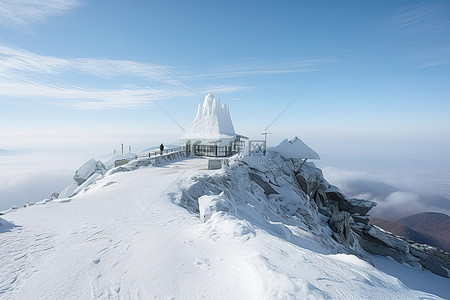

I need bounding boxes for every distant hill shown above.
[371,212,450,252]
[339,177,450,219]
[345,178,398,198]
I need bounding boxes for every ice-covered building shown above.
[179,94,247,157]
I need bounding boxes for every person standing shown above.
[160,143,164,155]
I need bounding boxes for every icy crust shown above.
[179,93,236,145]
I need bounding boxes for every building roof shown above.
[270,136,320,160]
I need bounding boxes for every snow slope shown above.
[1,156,448,299]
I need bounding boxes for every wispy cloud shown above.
[0,45,335,109]
[0,0,80,29]
[182,57,337,80]
[321,167,450,219]
[419,59,450,69]
[417,46,450,69]
[391,3,450,69]
[0,46,190,109]
[392,3,449,31]
[0,79,250,110]
[0,46,177,82]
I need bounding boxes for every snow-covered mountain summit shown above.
[0,150,449,299]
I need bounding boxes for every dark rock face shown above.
[249,172,278,195]
[328,211,354,246]
[352,214,370,225]
[290,159,450,278]
[324,189,376,216]
[295,164,322,199]
[354,225,450,278]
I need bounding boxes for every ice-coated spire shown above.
[179,93,236,144]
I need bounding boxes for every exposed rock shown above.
[290,159,449,278]
[418,254,449,277]
[318,207,332,217]
[248,172,278,195]
[171,154,450,278]
[50,192,59,200]
[367,226,409,252]
[329,211,354,245]
[354,224,450,277]
[295,162,322,198]
[351,214,370,225]
[409,246,429,259]
[325,187,376,216]
[356,228,411,263]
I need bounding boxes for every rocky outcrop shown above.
[73,159,106,186]
[248,172,278,195]
[295,162,322,199]
[328,211,355,246]
[175,152,450,278]
[291,159,450,278]
[353,224,450,277]
[324,187,376,216]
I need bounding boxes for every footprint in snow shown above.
[194,257,210,268]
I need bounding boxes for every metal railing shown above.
[137,146,187,160]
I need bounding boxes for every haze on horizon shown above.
[1,1,449,213]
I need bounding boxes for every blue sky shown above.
[0,1,450,208]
